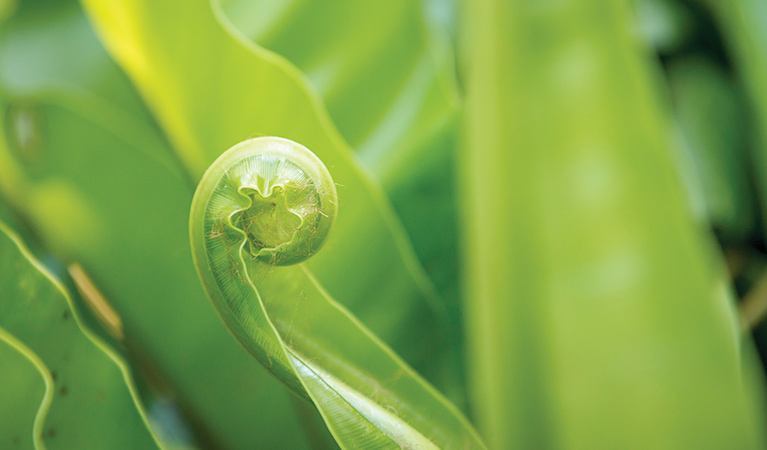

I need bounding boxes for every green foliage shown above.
[461,1,760,448]
[1,0,767,449]
[0,224,161,449]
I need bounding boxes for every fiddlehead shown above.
[190,136,337,391]
[190,136,484,449]
[193,136,337,268]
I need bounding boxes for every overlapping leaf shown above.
[0,223,161,449]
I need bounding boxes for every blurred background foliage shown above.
[1,0,767,448]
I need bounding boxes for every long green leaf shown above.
[0,222,161,449]
[461,1,762,448]
[667,54,755,241]
[696,0,767,237]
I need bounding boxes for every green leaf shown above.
[697,0,767,237]
[461,1,763,448]
[0,222,161,449]
[190,137,486,449]
[667,54,755,241]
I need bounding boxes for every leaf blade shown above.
[461,1,763,448]
[0,222,162,450]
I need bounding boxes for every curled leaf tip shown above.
[190,136,484,449]
[197,136,337,267]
